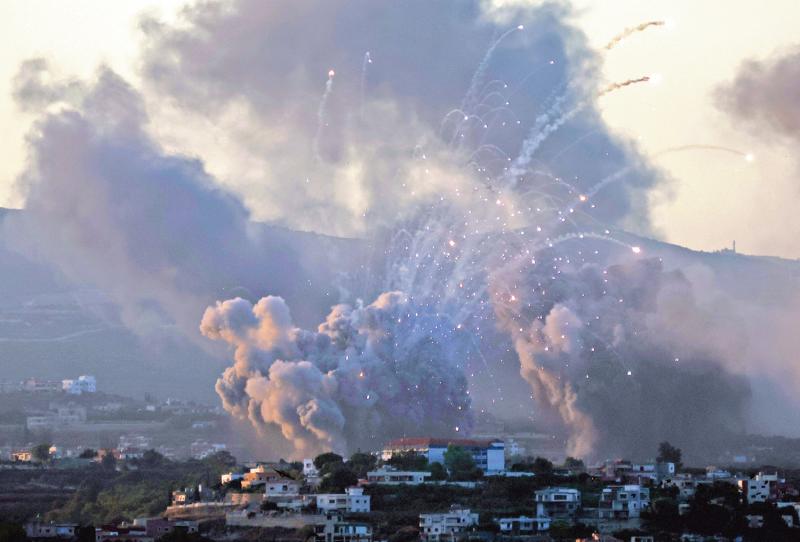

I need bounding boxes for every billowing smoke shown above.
[200,291,472,455]
[3,61,343,334]
[7,0,798,463]
[490,253,751,458]
[716,45,800,141]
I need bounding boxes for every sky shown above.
[1,1,798,257]
[2,0,799,458]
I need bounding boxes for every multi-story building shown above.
[366,466,431,485]
[598,484,650,519]
[242,464,285,489]
[314,514,372,542]
[131,518,198,539]
[62,375,97,395]
[95,526,153,542]
[419,507,478,542]
[26,406,87,430]
[534,487,581,519]
[221,472,245,485]
[496,516,550,534]
[316,487,371,514]
[22,378,62,393]
[24,522,78,538]
[739,472,781,503]
[265,478,301,498]
[381,437,505,474]
[189,440,226,459]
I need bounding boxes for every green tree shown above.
[532,457,553,475]
[429,462,447,481]
[319,464,358,493]
[100,452,117,471]
[0,522,27,542]
[314,452,344,472]
[443,445,481,481]
[138,449,165,468]
[348,452,377,478]
[32,443,51,463]
[75,526,95,542]
[563,456,585,470]
[656,441,682,469]
[386,451,428,471]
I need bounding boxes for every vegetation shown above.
[31,443,51,463]
[443,446,482,481]
[0,522,26,542]
[657,441,683,469]
[385,451,428,471]
[26,451,239,524]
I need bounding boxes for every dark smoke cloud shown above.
[491,254,751,458]
[716,45,800,141]
[4,62,317,333]
[201,291,472,455]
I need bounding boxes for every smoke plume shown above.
[201,291,472,455]
[491,253,751,458]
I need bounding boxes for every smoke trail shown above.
[604,20,665,50]
[461,24,524,114]
[313,69,336,160]
[656,144,752,160]
[598,76,651,97]
[360,52,372,119]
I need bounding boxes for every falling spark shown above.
[313,69,336,160]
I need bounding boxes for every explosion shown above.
[201,292,472,455]
[7,0,769,460]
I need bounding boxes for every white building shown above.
[598,484,650,519]
[304,458,320,477]
[419,507,478,542]
[534,487,581,519]
[316,487,371,514]
[221,472,244,485]
[314,514,372,542]
[62,375,97,395]
[366,466,431,485]
[22,378,61,393]
[382,437,505,474]
[496,516,550,533]
[266,479,301,498]
[305,458,322,487]
[27,406,87,430]
[662,475,700,499]
[24,522,79,539]
[739,472,780,503]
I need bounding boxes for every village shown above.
[7,436,800,542]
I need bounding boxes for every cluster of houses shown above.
[24,518,199,542]
[22,434,800,542]
[158,439,682,541]
[0,375,98,395]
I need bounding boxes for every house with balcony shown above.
[419,507,478,542]
[366,466,431,485]
[598,484,650,519]
[534,487,581,519]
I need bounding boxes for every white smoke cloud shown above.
[201,291,472,456]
